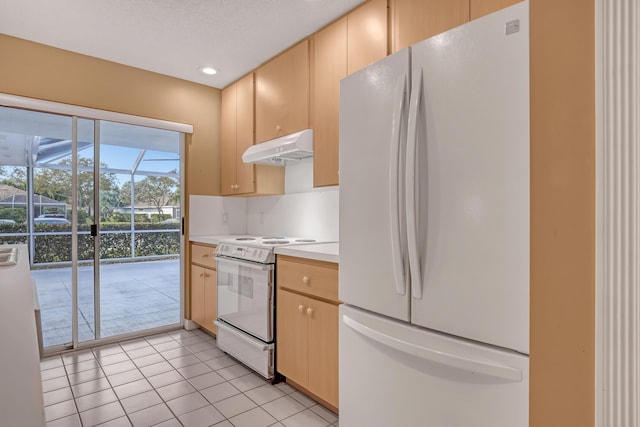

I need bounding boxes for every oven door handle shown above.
[214,255,274,271]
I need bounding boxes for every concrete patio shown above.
[31,258,181,348]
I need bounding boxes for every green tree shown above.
[136,175,177,218]
[0,166,27,191]
[119,175,178,219]
[33,168,71,204]
[99,190,122,222]
[120,180,133,206]
[33,159,119,217]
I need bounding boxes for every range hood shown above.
[242,129,313,166]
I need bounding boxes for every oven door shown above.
[215,255,274,342]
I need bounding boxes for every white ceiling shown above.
[0,0,365,89]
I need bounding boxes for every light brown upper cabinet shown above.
[221,74,254,195]
[470,0,522,20]
[391,0,469,52]
[255,40,310,144]
[311,18,347,188]
[312,0,388,187]
[347,0,389,74]
[221,73,284,196]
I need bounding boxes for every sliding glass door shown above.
[0,106,183,352]
[97,121,182,340]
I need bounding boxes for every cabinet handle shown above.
[276,125,282,132]
[199,273,204,278]
[204,272,210,278]
[202,253,209,258]
[298,304,305,313]
[302,276,310,285]
[306,307,314,316]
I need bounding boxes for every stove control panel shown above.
[215,243,273,264]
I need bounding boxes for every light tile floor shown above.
[41,328,339,427]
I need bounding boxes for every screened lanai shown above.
[0,103,186,352]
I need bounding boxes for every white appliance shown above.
[214,235,318,379]
[339,2,530,426]
[242,129,313,165]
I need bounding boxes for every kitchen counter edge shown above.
[189,235,234,245]
[189,236,339,263]
[275,242,339,264]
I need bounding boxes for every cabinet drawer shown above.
[277,256,338,302]
[191,243,216,269]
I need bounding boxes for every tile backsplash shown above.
[189,161,339,241]
[189,195,247,236]
[246,188,338,241]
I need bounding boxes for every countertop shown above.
[0,245,45,426]
[275,242,339,264]
[189,234,246,246]
[190,235,339,264]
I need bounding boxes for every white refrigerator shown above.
[338,2,529,426]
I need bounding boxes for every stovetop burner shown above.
[261,236,286,240]
[262,240,291,244]
[235,237,257,241]
[295,239,316,243]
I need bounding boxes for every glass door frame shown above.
[93,120,101,341]
[67,117,187,352]
[70,116,101,347]
[0,93,192,354]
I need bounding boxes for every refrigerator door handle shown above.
[343,313,522,382]
[406,68,423,299]
[389,74,408,296]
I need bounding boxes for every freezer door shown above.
[408,2,530,353]
[339,48,411,321]
[339,305,528,427]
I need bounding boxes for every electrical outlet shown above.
[222,212,228,223]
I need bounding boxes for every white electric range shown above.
[213,235,321,379]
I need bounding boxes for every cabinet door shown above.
[391,0,469,52]
[277,256,339,301]
[311,18,347,188]
[221,83,238,195]
[470,0,521,20]
[307,299,339,408]
[256,40,310,143]
[191,243,216,269]
[235,73,256,194]
[203,267,217,334]
[347,0,388,74]
[191,264,206,327]
[276,289,309,386]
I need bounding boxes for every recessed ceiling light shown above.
[199,66,217,75]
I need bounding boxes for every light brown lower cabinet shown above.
[190,243,217,334]
[276,256,339,411]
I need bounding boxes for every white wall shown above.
[283,158,315,194]
[189,195,246,236]
[189,160,339,241]
[246,188,338,241]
